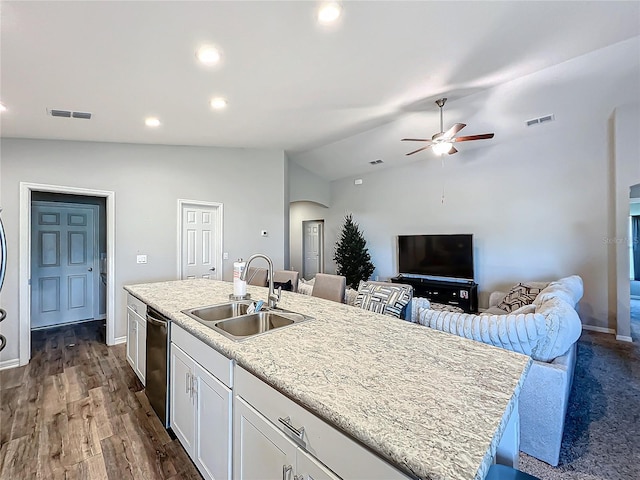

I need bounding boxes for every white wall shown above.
[0,139,287,364]
[289,201,329,276]
[310,37,640,329]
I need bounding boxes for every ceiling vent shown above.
[526,114,555,127]
[369,159,384,165]
[48,108,92,120]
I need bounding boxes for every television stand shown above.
[391,276,478,313]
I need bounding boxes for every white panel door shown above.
[234,397,297,480]
[31,202,95,328]
[181,203,222,280]
[303,221,323,280]
[194,363,232,480]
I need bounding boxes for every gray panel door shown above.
[31,202,95,328]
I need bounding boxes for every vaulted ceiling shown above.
[1,1,639,179]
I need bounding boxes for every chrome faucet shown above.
[240,253,280,308]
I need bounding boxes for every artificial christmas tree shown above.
[333,214,375,289]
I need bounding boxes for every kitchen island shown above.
[125,279,531,480]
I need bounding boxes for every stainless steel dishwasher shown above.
[146,307,170,428]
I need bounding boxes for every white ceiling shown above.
[1,1,639,179]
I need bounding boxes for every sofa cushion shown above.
[417,307,547,357]
[355,282,412,318]
[533,275,584,308]
[498,282,546,312]
[534,297,583,361]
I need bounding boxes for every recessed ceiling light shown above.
[210,97,227,110]
[0,103,6,112]
[196,45,222,65]
[318,2,341,24]
[145,117,161,127]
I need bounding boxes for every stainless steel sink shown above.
[182,302,313,341]
[187,301,252,323]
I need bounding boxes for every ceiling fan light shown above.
[432,142,453,156]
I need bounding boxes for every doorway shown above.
[19,183,115,366]
[31,198,105,330]
[302,220,324,280]
[177,200,223,280]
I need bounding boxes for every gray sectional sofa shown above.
[415,275,584,466]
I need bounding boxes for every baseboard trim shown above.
[0,358,20,371]
[112,335,127,346]
[616,335,633,343]
[582,325,616,334]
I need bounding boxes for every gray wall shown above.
[0,139,287,363]
[288,161,330,207]
[306,38,640,330]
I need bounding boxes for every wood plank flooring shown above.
[0,320,203,480]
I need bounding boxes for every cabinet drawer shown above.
[127,294,147,318]
[235,367,410,480]
[171,323,233,388]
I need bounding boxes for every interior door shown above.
[31,202,95,328]
[303,221,324,280]
[181,203,221,280]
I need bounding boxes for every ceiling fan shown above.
[402,98,494,156]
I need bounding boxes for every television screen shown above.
[398,234,474,280]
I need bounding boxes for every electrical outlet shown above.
[223,252,229,260]
[136,255,147,264]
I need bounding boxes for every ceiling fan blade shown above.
[448,146,458,155]
[406,145,432,156]
[401,138,431,142]
[453,133,495,142]
[442,123,466,139]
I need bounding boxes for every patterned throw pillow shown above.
[497,283,544,312]
[297,278,314,296]
[354,282,412,318]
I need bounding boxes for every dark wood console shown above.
[391,276,478,313]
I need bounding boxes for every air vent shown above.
[72,111,92,120]
[50,109,71,118]
[48,108,92,120]
[369,159,384,165]
[526,114,555,127]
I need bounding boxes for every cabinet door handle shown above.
[278,416,305,445]
[282,464,292,480]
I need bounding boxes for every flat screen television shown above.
[397,234,474,281]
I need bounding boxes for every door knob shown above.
[209,267,216,271]
[88,267,93,271]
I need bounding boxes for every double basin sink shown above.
[182,300,313,341]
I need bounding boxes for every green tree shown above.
[334,214,375,289]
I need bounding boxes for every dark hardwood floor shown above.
[0,320,202,480]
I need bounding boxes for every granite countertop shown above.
[125,279,531,480]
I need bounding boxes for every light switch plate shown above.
[136,254,147,264]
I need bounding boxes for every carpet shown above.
[518,301,640,479]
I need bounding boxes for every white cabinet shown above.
[234,367,410,480]
[234,398,338,480]
[170,324,233,480]
[126,294,147,384]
